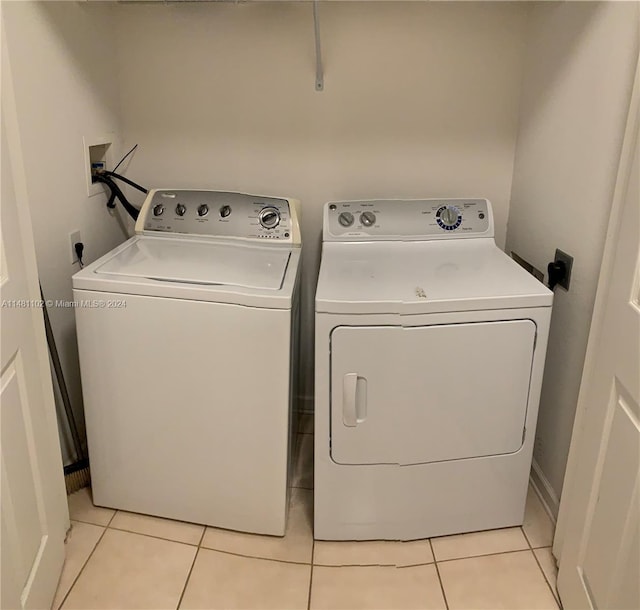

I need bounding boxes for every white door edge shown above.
[1,7,69,609]
[553,40,640,563]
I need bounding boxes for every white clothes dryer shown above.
[73,189,301,536]
[314,199,553,540]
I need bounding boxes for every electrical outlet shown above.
[70,230,82,264]
[554,249,573,290]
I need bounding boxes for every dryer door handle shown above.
[343,373,367,427]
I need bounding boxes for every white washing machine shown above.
[314,199,553,540]
[73,189,301,536]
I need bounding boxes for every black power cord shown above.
[93,171,147,220]
[92,142,147,221]
[74,242,85,268]
[113,143,138,173]
[547,260,567,290]
[101,170,148,194]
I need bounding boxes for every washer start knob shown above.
[259,206,280,229]
[219,205,232,218]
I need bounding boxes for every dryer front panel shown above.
[330,320,536,466]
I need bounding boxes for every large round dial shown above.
[197,204,209,217]
[338,212,354,227]
[153,204,165,217]
[175,204,186,216]
[259,206,280,229]
[436,205,462,230]
[219,205,232,218]
[360,211,376,227]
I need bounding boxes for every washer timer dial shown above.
[436,205,462,230]
[259,206,281,230]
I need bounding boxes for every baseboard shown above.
[530,458,560,522]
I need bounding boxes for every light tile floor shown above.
[56,417,560,609]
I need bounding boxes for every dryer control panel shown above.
[324,198,493,241]
[136,190,301,245]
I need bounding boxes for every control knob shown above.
[338,212,354,227]
[175,204,186,217]
[360,211,376,227]
[436,205,462,230]
[219,205,232,218]
[197,204,209,217]
[259,206,280,229]
[153,204,165,217]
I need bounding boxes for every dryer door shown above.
[330,320,536,465]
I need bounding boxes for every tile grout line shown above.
[429,538,450,610]
[435,546,542,564]
[82,495,316,567]
[307,539,315,610]
[105,524,203,547]
[314,561,435,569]
[197,526,206,548]
[176,549,200,610]
[521,525,560,604]
[312,545,543,568]
[195,545,313,567]
[56,523,109,610]
[521,522,536,548]
[531,550,560,606]
[69,516,114,528]
[105,508,117,528]
[396,560,438,569]
[524,527,560,605]
[176,528,206,610]
[522,525,534,552]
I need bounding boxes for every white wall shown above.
[507,1,639,514]
[3,1,128,464]
[114,1,529,406]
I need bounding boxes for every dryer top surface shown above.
[316,239,552,315]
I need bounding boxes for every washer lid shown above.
[94,236,290,290]
[73,236,300,309]
[316,239,553,315]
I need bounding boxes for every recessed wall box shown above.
[84,135,115,197]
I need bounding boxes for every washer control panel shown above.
[136,190,300,244]
[324,199,493,241]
